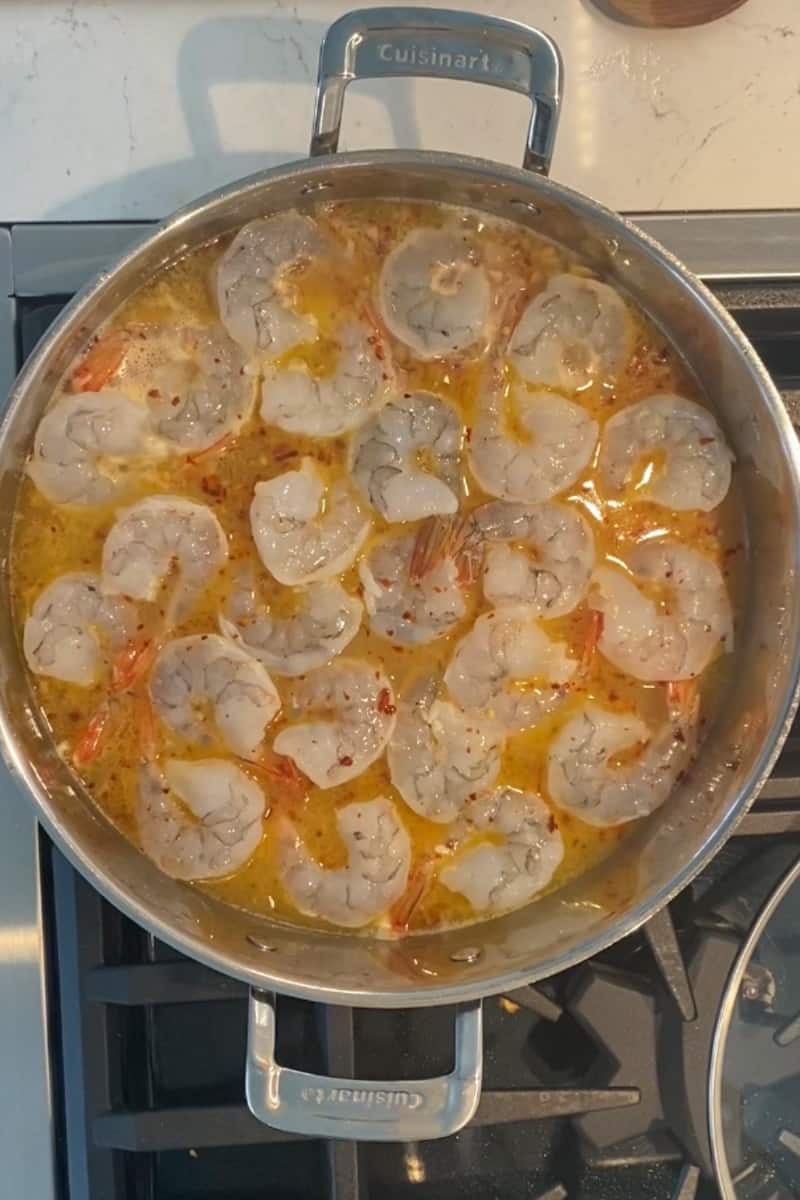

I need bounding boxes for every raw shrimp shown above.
[444,605,577,733]
[219,574,362,676]
[216,212,327,355]
[272,658,397,788]
[101,495,228,620]
[359,530,468,645]
[387,674,503,823]
[509,274,634,391]
[598,393,734,512]
[349,391,462,522]
[137,758,267,880]
[589,542,733,682]
[547,703,693,827]
[23,572,135,686]
[27,391,155,506]
[475,499,595,616]
[149,634,280,760]
[378,227,491,359]
[469,380,598,504]
[441,788,564,913]
[250,458,370,586]
[64,324,256,456]
[260,322,393,437]
[125,326,256,453]
[278,797,411,928]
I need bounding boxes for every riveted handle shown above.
[310,7,562,175]
[246,990,483,1141]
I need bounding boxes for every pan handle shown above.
[245,989,483,1141]
[310,7,562,175]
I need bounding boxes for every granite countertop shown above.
[1,0,799,222]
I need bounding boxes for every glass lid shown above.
[709,857,800,1199]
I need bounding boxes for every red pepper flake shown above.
[201,474,226,499]
[377,687,396,716]
[699,436,715,445]
[379,578,392,589]
[171,395,181,407]
[147,388,161,399]
[547,813,557,833]
[465,426,472,444]
[273,446,299,462]
[401,610,413,620]
[338,754,354,767]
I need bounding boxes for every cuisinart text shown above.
[301,1086,424,1109]
[376,41,499,75]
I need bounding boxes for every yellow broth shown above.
[11,199,746,936]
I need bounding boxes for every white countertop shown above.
[1,0,799,222]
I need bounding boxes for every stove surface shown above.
[3,215,800,1200]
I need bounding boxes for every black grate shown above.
[16,280,800,1200]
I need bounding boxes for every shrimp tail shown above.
[111,637,156,693]
[73,703,112,766]
[80,634,162,767]
[409,513,484,585]
[249,751,309,806]
[69,329,130,393]
[666,678,700,743]
[184,434,233,466]
[582,609,604,673]
[389,857,433,935]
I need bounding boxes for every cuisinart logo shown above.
[377,41,500,76]
[301,1085,424,1110]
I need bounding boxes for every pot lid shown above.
[709,856,800,1198]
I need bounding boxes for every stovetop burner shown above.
[3,215,800,1200]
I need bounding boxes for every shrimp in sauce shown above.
[149,634,280,760]
[250,458,370,586]
[387,673,503,823]
[379,227,491,359]
[138,758,267,880]
[441,787,564,914]
[350,391,462,523]
[220,574,362,676]
[278,797,411,928]
[12,197,742,938]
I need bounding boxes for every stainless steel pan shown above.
[2,7,799,1143]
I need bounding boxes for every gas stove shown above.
[3,213,800,1200]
